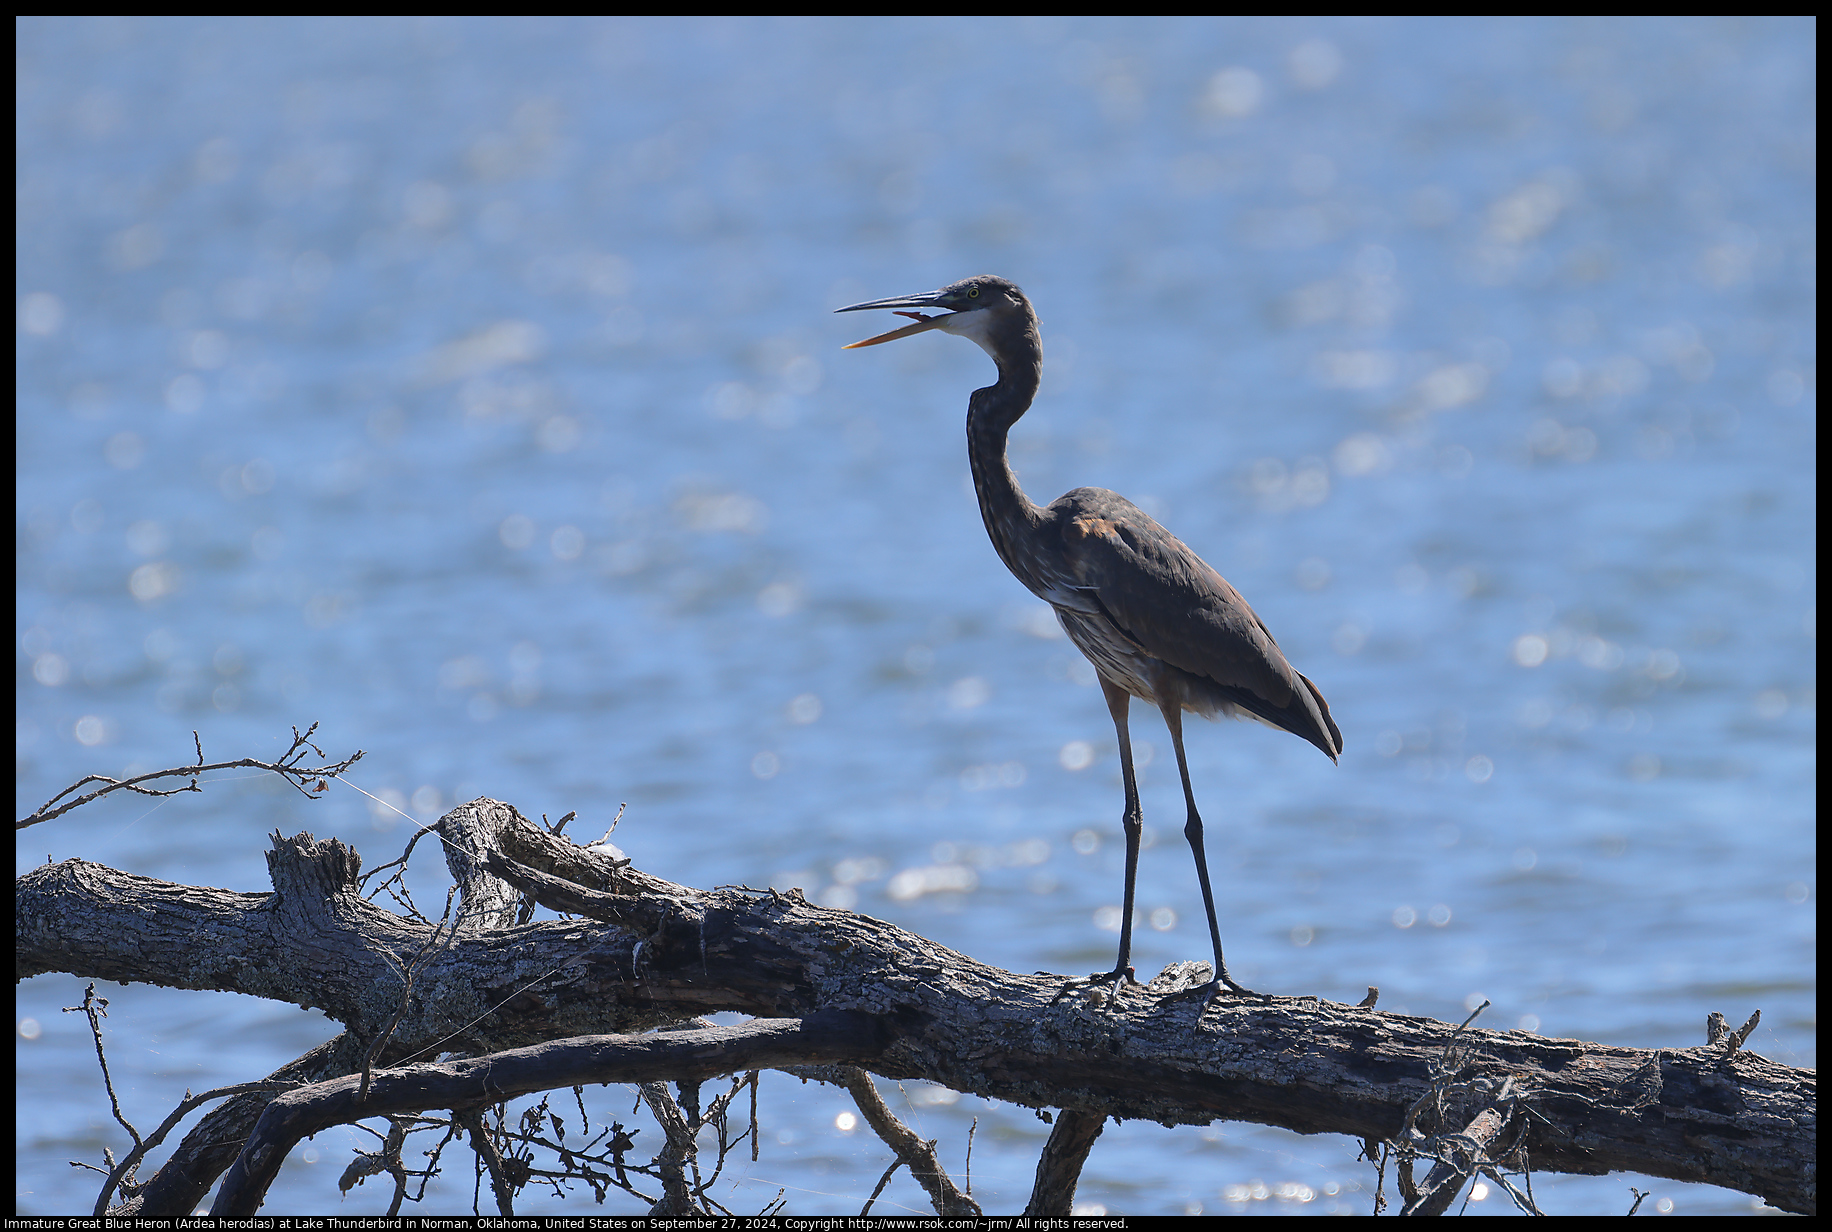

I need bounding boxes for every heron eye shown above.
[967,286,979,298]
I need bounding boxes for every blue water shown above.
[16,16,1813,1217]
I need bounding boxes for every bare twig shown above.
[458,1109,516,1216]
[68,985,140,1151]
[1706,1010,1761,1056]
[749,1070,760,1163]
[640,1083,696,1216]
[835,1069,980,1216]
[1403,1079,1519,1215]
[92,1079,304,1216]
[686,1074,751,1209]
[359,822,446,899]
[594,803,627,847]
[861,1156,904,1214]
[360,888,462,1103]
[1380,1000,1546,1217]
[337,1117,414,1215]
[965,1116,976,1198]
[519,812,578,924]
[19,724,363,829]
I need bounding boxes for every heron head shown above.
[835,275,1031,357]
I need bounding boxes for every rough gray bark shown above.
[15,798,1815,1216]
[1025,1109,1107,1216]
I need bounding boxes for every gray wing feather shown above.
[1047,487,1342,757]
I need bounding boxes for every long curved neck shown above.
[966,333,1047,590]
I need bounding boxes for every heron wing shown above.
[1047,488,1334,742]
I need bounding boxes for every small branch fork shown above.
[67,983,140,1154]
[65,982,305,1217]
[1708,1010,1761,1057]
[18,723,364,830]
[631,1069,775,1218]
[839,1069,980,1216]
[1373,1001,1548,1217]
[210,1012,885,1215]
[776,1065,979,1216]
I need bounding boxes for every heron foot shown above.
[1157,975,1267,1012]
[1050,965,1140,1005]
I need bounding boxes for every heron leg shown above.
[1157,701,1261,1005]
[1103,676,1144,984]
[1052,676,1142,1000]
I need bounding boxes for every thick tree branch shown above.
[1025,1108,1106,1216]
[17,798,1816,1216]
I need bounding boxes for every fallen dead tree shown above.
[16,790,1815,1216]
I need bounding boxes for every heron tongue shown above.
[843,311,951,349]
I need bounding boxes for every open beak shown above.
[834,290,958,348]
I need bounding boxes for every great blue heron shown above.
[837,275,1342,1009]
